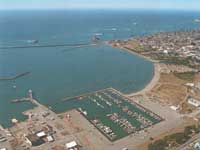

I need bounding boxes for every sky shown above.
[0,0,200,10]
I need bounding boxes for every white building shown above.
[46,135,54,142]
[188,98,200,107]
[36,131,46,138]
[185,83,195,87]
[65,141,78,150]
[170,105,180,111]
[163,50,168,54]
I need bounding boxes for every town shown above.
[109,29,200,69]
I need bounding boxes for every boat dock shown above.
[62,88,112,101]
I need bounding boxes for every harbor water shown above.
[0,9,200,127]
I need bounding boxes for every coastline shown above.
[105,41,159,63]
[127,63,160,96]
[107,42,161,97]
[120,47,159,63]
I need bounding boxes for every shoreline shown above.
[127,63,160,96]
[105,41,159,63]
[107,42,161,97]
[120,47,159,63]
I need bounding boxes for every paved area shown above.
[0,125,13,150]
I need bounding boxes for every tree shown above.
[148,140,168,150]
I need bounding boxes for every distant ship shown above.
[27,39,39,44]
[111,28,117,31]
[94,33,103,36]
[132,22,137,25]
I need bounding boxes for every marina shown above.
[59,88,163,141]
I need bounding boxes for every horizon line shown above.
[0,7,200,11]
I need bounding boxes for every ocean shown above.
[0,9,200,127]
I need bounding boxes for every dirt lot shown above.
[148,73,188,105]
[137,117,198,150]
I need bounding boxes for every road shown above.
[171,133,200,150]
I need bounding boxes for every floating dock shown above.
[62,88,112,101]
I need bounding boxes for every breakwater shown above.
[0,72,31,81]
[0,43,101,50]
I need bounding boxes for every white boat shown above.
[27,39,39,44]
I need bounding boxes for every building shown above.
[188,98,200,107]
[170,105,180,111]
[163,50,168,54]
[185,83,195,87]
[36,131,46,138]
[25,134,45,146]
[65,141,78,150]
[46,135,54,142]
[194,142,200,150]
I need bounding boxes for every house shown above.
[36,131,46,138]
[65,141,78,150]
[25,134,45,146]
[170,105,180,111]
[163,50,168,54]
[185,83,195,87]
[46,135,54,142]
[188,98,200,107]
[194,142,200,149]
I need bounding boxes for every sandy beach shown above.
[106,41,159,63]
[107,42,161,97]
[127,63,161,97]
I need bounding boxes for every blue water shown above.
[0,9,200,127]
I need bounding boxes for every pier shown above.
[0,72,31,81]
[62,88,112,101]
[11,98,30,103]
[11,89,43,108]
